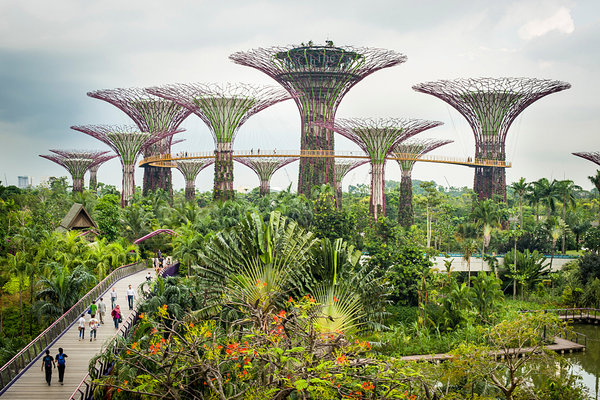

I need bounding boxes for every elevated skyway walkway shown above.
[0,263,151,399]
[139,149,512,169]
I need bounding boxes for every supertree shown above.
[230,43,407,196]
[413,77,571,201]
[89,153,117,191]
[147,83,291,201]
[573,152,600,167]
[393,139,453,228]
[71,125,179,206]
[175,159,215,201]
[317,118,443,220]
[87,87,193,197]
[334,159,368,206]
[39,150,110,193]
[234,157,299,196]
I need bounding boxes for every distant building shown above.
[17,176,32,189]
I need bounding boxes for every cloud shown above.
[519,7,574,40]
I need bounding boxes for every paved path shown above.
[1,268,153,399]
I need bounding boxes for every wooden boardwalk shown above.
[400,336,586,363]
[1,268,152,399]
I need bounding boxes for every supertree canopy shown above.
[334,159,368,206]
[175,159,215,201]
[413,77,571,201]
[89,153,117,191]
[147,83,291,201]
[230,43,407,196]
[234,156,299,196]
[393,139,453,228]
[318,118,443,220]
[573,152,600,167]
[87,87,193,197]
[71,125,179,206]
[40,150,110,193]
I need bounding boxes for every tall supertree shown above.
[40,150,109,193]
[71,125,179,206]
[393,139,453,227]
[573,152,600,168]
[318,118,443,220]
[87,87,193,197]
[334,159,368,206]
[413,78,571,201]
[230,43,407,196]
[147,83,291,201]
[175,159,215,201]
[234,156,299,196]
[89,153,117,191]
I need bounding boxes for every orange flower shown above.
[333,296,338,302]
[288,296,293,302]
[123,380,128,386]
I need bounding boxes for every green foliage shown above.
[94,194,121,241]
[577,251,600,285]
[312,188,354,242]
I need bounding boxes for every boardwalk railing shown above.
[139,150,512,169]
[69,309,139,400]
[522,308,600,321]
[0,261,146,394]
[70,261,179,400]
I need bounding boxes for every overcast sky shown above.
[1,0,598,193]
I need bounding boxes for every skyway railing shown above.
[139,150,512,168]
[0,261,146,394]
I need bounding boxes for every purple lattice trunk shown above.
[89,167,99,191]
[370,162,386,221]
[398,171,413,228]
[122,164,135,207]
[259,179,270,196]
[72,178,84,193]
[335,181,343,208]
[143,166,173,198]
[185,180,195,202]
[214,142,234,201]
[298,111,335,196]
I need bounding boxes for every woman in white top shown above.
[126,285,135,310]
[77,314,86,341]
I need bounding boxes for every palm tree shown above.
[531,178,560,220]
[555,180,581,253]
[471,199,501,272]
[36,263,96,324]
[549,218,569,270]
[455,223,479,286]
[510,178,528,226]
[589,170,600,225]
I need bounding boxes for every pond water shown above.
[565,324,600,399]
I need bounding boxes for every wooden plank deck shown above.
[400,336,586,363]
[1,268,152,400]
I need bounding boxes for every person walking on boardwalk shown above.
[55,348,68,385]
[40,349,55,386]
[110,287,117,309]
[111,305,122,329]
[89,315,99,341]
[126,284,135,310]
[78,314,86,341]
[146,271,152,282]
[98,297,106,324]
[89,299,98,317]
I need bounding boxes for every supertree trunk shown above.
[89,166,99,191]
[259,178,270,196]
[143,165,173,198]
[370,162,386,220]
[214,142,234,201]
[298,106,335,196]
[72,178,84,193]
[122,164,135,207]
[185,180,195,201]
[398,171,414,228]
[335,181,343,208]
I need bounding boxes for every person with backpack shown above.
[40,349,55,386]
[89,300,98,317]
[55,348,68,385]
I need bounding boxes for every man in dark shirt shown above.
[40,349,55,386]
[55,347,68,385]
